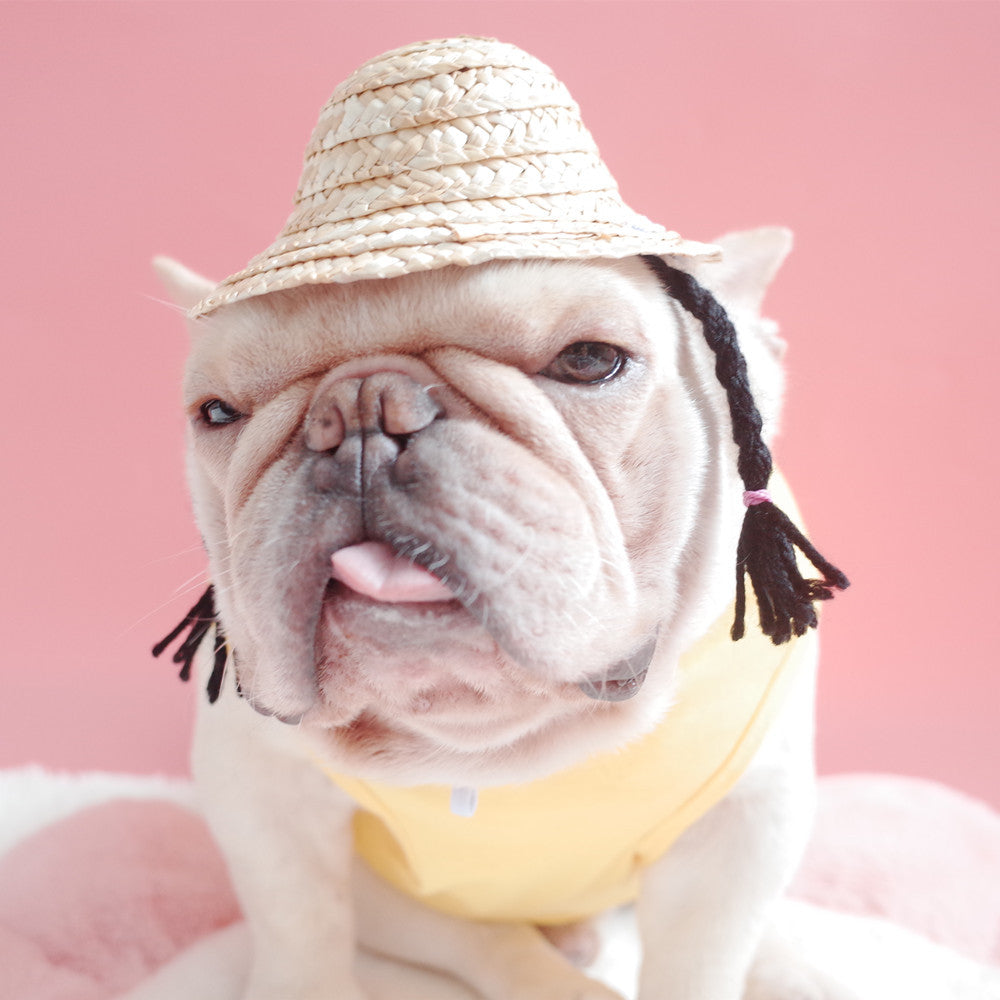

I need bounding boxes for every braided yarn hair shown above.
[641,254,848,644]
[155,257,849,696]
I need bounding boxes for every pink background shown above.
[2,2,998,807]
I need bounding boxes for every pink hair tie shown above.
[743,489,773,507]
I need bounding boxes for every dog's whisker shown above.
[142,291,191,316]
[492,529,536,589]
[170,567,213,596]
[115,571,214,641]
[141,542,209,566]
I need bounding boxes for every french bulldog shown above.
[143,228,852,1000]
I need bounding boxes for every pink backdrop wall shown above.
[2,2,998,807]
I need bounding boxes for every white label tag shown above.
[450,786,479,817]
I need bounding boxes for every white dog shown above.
[143,36,850,1000]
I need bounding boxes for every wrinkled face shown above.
[184,258,743,782]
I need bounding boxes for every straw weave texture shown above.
[194,37,718,316]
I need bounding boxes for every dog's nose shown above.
[304,371,443,490]
[305,370,443,450]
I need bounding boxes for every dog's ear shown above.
[691,227,792,316]
[152,256,215,312]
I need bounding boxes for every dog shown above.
[142,228,853,1000]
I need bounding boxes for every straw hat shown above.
[193,36,720,316]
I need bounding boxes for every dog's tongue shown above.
[330,541,453,603]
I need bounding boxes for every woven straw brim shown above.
[193,216,720,316]
[192,37,720,317]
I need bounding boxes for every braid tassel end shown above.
[733,498,850,644]
[152,584,229,703]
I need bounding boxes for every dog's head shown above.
[157,230,791,782]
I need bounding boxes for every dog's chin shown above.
[298,586,577,750]
[319,583,493,662]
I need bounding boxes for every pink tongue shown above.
[330,541,454,603]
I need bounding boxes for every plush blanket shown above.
[1,768,998,1000]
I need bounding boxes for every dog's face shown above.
[162,235,787,784]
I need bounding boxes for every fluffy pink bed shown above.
[1,771,997,1000]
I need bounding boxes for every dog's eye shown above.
[541,342,628,384]
[199,399,244,426]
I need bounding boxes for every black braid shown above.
[641,255,849,644]
[152,584,229,703]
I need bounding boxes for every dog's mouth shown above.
[232,531,653,726]
[322,540,650,703]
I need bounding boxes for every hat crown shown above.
[287,37,610,239]
[194,36,717,316]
